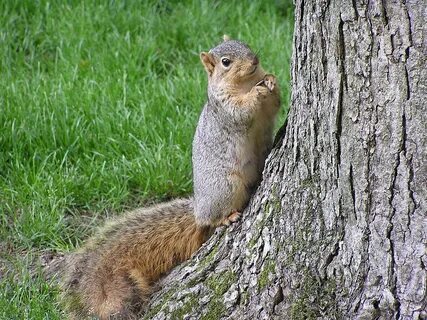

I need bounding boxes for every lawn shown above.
[0,0,294,318]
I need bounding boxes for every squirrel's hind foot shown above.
[220,210,241,226]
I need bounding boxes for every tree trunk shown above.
[143,1,426,319]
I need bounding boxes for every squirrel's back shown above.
[61,198,211,319]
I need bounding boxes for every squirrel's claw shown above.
[255,79,265,87]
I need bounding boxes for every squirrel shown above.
[193,35,280,227]
[58,36,280,319]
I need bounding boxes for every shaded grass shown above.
[0,0,294,318]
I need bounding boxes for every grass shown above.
[0,0,294,318]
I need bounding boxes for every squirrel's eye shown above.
[221,58,231,67]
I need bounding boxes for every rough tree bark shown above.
[143,1,426,319]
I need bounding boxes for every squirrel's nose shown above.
[252,56,259,66]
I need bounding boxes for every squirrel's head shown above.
[200,36,264,88]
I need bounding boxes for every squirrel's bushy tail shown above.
[59,198,211,319]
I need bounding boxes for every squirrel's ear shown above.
[200,52,215,76]
[223,34,231,42]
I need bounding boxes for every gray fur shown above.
[193,102,246,225]
[210,40,256,60]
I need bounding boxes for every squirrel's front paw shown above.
[256,74,276,93]
[263,74,276,92]
[254,83,270,98]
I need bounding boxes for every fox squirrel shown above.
[193,35,280,227]
[59,36,280,319]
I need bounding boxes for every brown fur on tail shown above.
[60,198,211,319]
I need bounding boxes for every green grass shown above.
[0,0,294,318]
